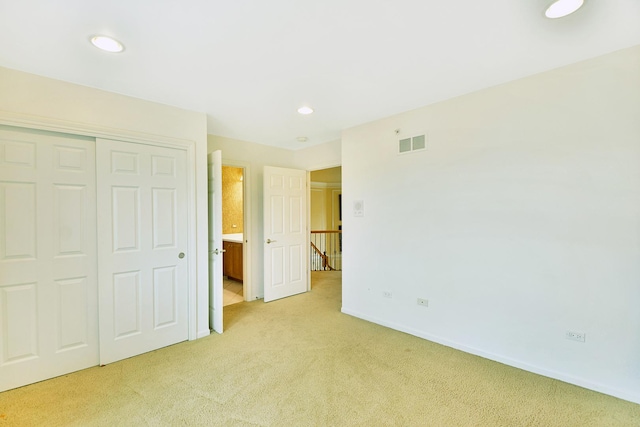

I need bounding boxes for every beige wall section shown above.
[0,66,210,339]
[311,167,342,231]
[0,67,205,142]
[309,184,342,231]
[310,166,341,184]
[311,167,342,234]
[222,166,244,234]
[342,45,640,403]
[310,188,326,230]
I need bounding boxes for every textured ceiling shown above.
[0,1,639,149]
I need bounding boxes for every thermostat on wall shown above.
[353,200,364,217]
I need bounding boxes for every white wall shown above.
[341,45,640,403]
[208,135,342,299]
[0,66,211,339]
[293,139,342,170]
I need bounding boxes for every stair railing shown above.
[310,230,342,271]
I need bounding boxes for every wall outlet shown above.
[383,291,392,298]
[566,331,586,343]
[417,298,428,307]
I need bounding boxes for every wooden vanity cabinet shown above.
[223,241,243,282]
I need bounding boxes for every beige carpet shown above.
[1,271,638,426]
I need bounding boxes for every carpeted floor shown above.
[0,271,638,426]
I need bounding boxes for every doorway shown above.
[309,166,342,289]
[221,166,245,306]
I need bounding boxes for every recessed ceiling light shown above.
[297,106,314,115]
[545,0,584,19]
[90,35,125,53]
[297,137,309,142]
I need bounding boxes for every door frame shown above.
[0,113,201,341]
[306,165,342,290]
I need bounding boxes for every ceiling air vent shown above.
[398,134,426,154]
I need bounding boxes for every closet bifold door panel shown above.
[0,126,98,392]
[96,138,190,365]
[0,129,192,390]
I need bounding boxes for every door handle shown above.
[178,252,185,259]
[266,239,276,244]
[210,248,226,255]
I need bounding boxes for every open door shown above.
[208,151,223,333]
[263,166,308,302]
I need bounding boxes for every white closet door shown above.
[97,139,189,365]
[0,127,98,392]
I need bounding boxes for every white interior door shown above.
[97,138,189,365]
[208,151,223,333]
[0,126,98,392]
[263,166,308,302]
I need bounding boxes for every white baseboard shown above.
[341,306,640,405]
